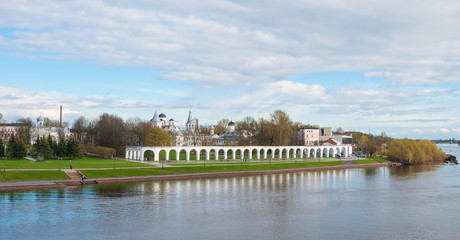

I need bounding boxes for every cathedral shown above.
[30,115,72,144]
[150,110,211,146]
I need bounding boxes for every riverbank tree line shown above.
[1,111,449,164]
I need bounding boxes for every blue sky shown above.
[1,0,460,139]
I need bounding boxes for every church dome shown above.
[169,118,174,121]
[159,113,166,118]
[228,121,235,126]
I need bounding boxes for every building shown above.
[0,123,29,142]
[320,127,352,144]
[297,127,320,146]
[150,110,211,146]
[30,115,72,144]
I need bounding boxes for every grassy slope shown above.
[0,158,152,169]
[81,161,344,178]
[0,171,70,182]
[353,159,377,164]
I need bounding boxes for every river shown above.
[1,145,460,240]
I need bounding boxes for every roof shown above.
[159,113,166,118]
[228,121,235,126]
[150,111,159,122]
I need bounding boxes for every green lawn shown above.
[0,170,70,182]
[0,158,152,169]
[81,161,344,178]
[353,159,377,164]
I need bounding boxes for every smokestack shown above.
[60,105,62,128]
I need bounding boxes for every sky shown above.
[1,0,460,140]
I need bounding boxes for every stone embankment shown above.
[0,162,390,192]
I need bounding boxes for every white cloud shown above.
[1,0,460,86]
[440,128,450,133]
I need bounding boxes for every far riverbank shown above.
[0,162,389,192]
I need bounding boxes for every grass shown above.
[353,159,377,164]
[0,157,152,169]
[0,170,70,182]
[81,161,344,178]
[370,155,389,163]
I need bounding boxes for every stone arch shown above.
[227,149,234,160]
[296,148,302,158]
[209,149,217,160]
[341,147,347,156]
[322,148,328,157]
[316,148,322,158]
[243,149,250,159]
[179,149,187,161]
[259,148,266,159]
[159,149,167,161]
[251,148,258,160]
[328,148,334,157]
[235,149,242,159]
[273,148,280,159]
[199,149,207,160]
[190,149,198,160]
[280,148,287,159]
[218,149,225,160]
[143,149,155,161]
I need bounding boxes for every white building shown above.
[297,128,320,146]
[320,127,352,144]
[30,115,72,144]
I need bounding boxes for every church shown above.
[30,115,72,144]
[150,110,212,146]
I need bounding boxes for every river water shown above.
[1,145,460,240]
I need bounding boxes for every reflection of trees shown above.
[388,165,439,178]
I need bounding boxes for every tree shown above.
[15,118,32,144]
[253,117,275,146]
[0,138,4,157]
[6,136,27,159]
[214,119,230,135]
[270,110,294,146]
[67,137,81,159]
[55,138,67,158]
[386,139,446,164]
[358,135,379,156]
[144,126,172,146]
[33,136,52,159]
[71,116,89,143]
[93,113,127,154]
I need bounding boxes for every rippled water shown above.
[2,160,460,239]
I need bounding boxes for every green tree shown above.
[7,136,27,159]
[33,136,53,159]
[359,135,379,156]
[386,139,445,164]
[67,137,81,159]
[0,138,4,157]
[55,138,67,158]
[144,126,172,146]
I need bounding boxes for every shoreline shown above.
[0,162,389,192]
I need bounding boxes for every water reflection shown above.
[2,166,460,240]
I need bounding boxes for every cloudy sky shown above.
[1,0,460,139]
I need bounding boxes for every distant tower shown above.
[37,114,44,128]
[227,120,235,133]
[186,110,195,133]
[210,125,215,135]
[169,118,175,127]
[150,111,162,128]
